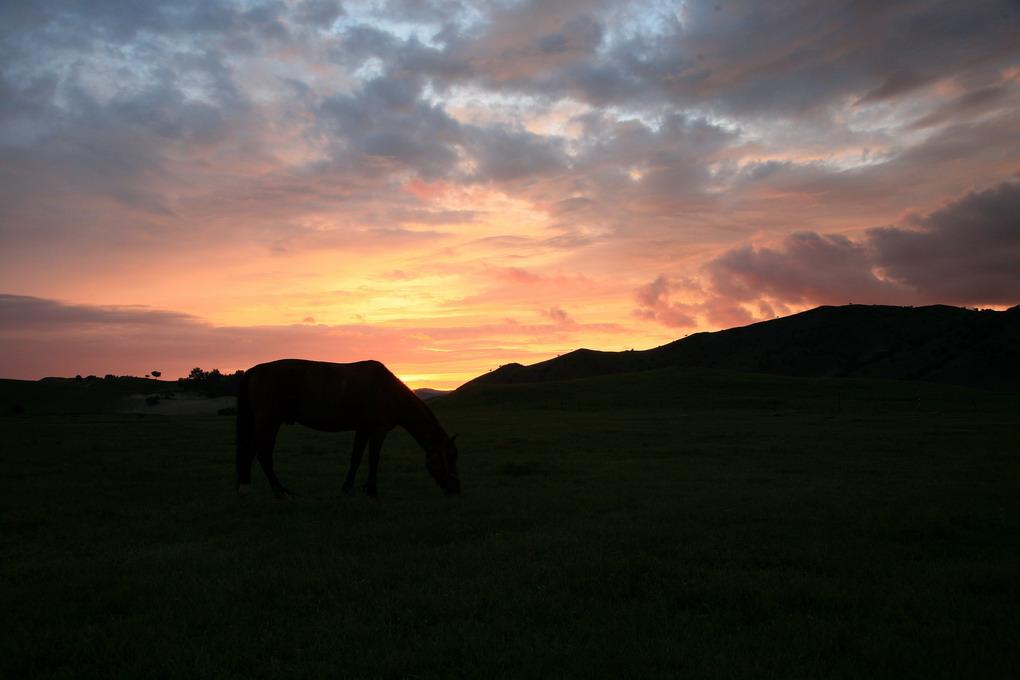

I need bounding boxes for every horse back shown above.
[243,359,407,432]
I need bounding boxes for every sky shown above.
[1,0,1019,388]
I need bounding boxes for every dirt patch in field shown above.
[121,393,237,415]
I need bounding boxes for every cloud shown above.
[489,266,595,289]
[632,275,699,328]
[495,267,543,285]
[313,74,464,182]
[700,180,1020,311]
[293,0,345,28]
[907,86,1008,130]
[0,294,421,380]
[706,232,912,306]
[460,0,604,84]
[464,124,570,183]
[624,1,1016,116]
[5,0,1015,254]
[856,70,936,106]
[869,180,1020,305]
[0,295,204,330]
[541,305,576,326]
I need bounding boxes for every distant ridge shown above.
[461,304,1020,391]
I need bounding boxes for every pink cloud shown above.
[706,232,912,306]
[541,305,576,326]
[496,266,543,285]
[632,275,699,328]
[700,180,1020,311]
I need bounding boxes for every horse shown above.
[236,359,460,498]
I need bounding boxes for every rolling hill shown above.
[461,304,1020,390]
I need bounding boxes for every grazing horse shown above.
[236,359,460,498]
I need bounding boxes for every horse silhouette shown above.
[236,359,460,498]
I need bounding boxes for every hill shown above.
[1,376,163,416]
[0,376,235,416]
[461,304,1020,390]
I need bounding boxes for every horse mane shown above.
[374,361,445,440]
[402,381,444,434]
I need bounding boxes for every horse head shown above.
[426,434,460,494]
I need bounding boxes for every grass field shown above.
[2,368,1019,679]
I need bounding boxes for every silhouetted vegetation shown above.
[1,367,246,416]
[179,367,245,397]
[1,375,166,416]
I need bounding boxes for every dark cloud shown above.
[5,0,1014,219]
[706,231,912,306]
[464,124,569,183]
[381,0,1019,128]
[0,293,393,379]
[0,295,203,330]
[376,0,462,23]
[293,0,345,28]
[314,74,463,181]
[908,87,1008,130]
[612,0,1018,116]
[0,0,237,45]
[856,71,935,106]
[869,181,1020,305]
[460,0,605,84]
[556,111,738,225]
[701,180,1020,311]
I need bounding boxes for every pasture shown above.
[2,368,1019,679]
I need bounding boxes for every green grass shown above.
[2,368,1019,679]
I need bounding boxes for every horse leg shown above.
[254,421,291,499]
[343,429,369,494]
[236,424,258,497]
[365,432,387,497]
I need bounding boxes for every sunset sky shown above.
[2,0,1019,388]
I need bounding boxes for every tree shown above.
[182,367,241,397]
[151,370,161,378]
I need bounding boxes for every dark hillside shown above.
[443,365,1014,419]
[462,304,1020,390]
[0,376,167,416]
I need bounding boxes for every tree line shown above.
[181,368,246,397]
[70,368,245,397]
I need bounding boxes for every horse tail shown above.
[235,369,256,494]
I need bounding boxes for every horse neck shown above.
[399,396,445,451]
